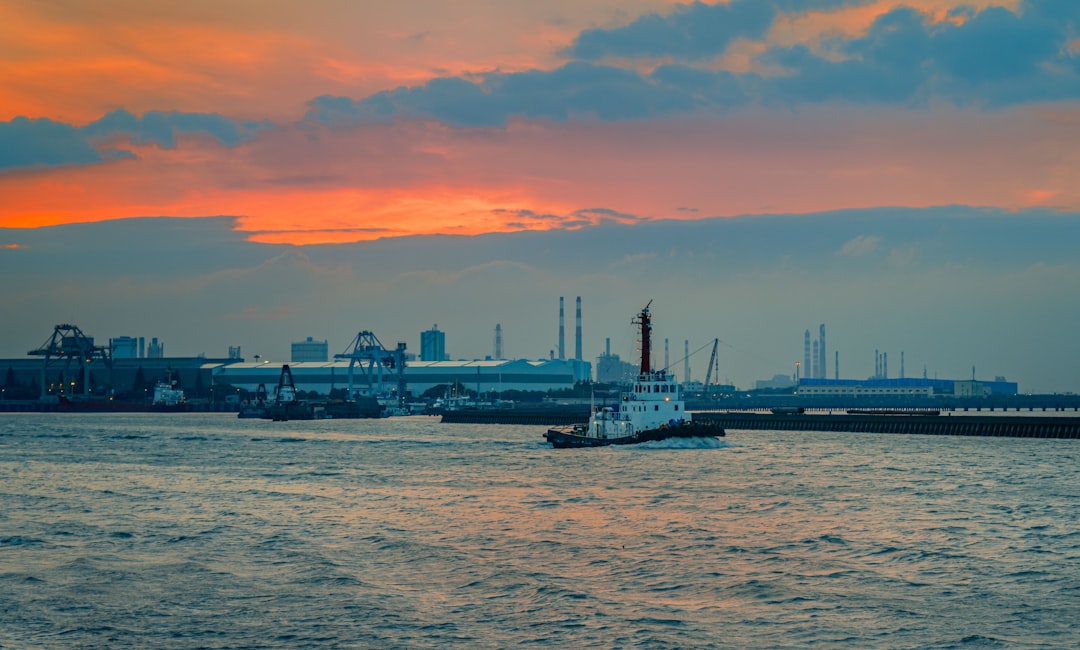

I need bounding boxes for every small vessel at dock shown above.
[544,302,726,448]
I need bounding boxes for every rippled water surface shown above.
[1,413,1078,648]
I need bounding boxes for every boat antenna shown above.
[634,302,653,376]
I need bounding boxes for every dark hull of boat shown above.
[56,397,191,413]
[544,421,725,449]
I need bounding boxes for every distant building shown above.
[211,358,582,396]
[291,336,328,362]
[797,377,1017,398]
[595,337,635,384]
[596,352,635,384]
[420,325,446,362]
[147,337,165,358]
[756,374,795,390]
[110,336,140,359]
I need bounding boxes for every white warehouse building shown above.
[210,358,590,396]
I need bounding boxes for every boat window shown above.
[654,405,659,411]
[675,405,679,411]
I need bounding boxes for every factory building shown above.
[596,337,636,384]
[291,337,329,362]
[209,358,588,397]
[798,377,1018,398]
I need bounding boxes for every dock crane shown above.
[27,324,112,399]
[703,338,719,394]
[333,331,408,411]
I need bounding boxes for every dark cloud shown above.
[304,1,1080,129]
[565,1,875,62]
[0,117,109,170]
[760,1,1080,107]
[305,62,710,128]
[82,109,270,148]
[0,109,271,173]
[566,0,776,62]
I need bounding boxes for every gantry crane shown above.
[27,324,112,399]
[333,331,407,409]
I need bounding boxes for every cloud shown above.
[0,109,270,173]
[565,0,776,62]
[762,1,1080,107]
[306,1,1080,129]
[0,116,117,170]
[564,0,876,62]
[305,61,710,128]
[83,108,271,149]
[837,234,881,256]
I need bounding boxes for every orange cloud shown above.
[3,104,1079,246]
[770,0,1022,51]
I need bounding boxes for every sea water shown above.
[1,413,1077,648]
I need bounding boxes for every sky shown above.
[1,0,1079,393]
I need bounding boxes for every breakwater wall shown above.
[691,412,1080,439]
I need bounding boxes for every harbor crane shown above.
[334,331,407,409]
[704,338,719,394]
[27,324,112,399]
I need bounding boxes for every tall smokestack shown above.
[605,337,610,356]
[819,324,826,379]
[684,340,690,383]
[884,352,888,379]
[875,349,880,379]
[575,296,582,361]
[494,323,503,359]
[664,338,669,371]
[901,351,905,379]
[558,297,565,360]
[812,340,819,380]
[804,330,811,380]
[835,351,839,380]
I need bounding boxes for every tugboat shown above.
[544,302,726,448]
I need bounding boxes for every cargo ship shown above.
[56,380,189,413]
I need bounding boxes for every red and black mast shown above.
[635,300,653,375]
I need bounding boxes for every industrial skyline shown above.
[3,288,1029,394]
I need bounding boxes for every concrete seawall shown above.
[691,412,1080,439]
[441,408,1080,438]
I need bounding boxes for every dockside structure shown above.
[798,377,1018,398]
[211,358,588,396]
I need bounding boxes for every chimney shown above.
[819,324,826,379]
[684,340,690,383]
[664,338,669,371]
[804,329,811,380]
[558,297,565,360]
[575,296,582,361]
